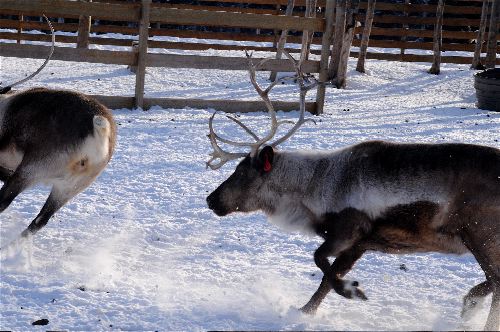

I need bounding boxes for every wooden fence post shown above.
[333,0,358,88]
[17,14,23,44]
[301,0,318,62]
[128,41,139,73]
[485,0,499,69]
[471,0,490,69]
[428,0,445,75]
[400,0,409,58]
[135,0,151,110]
[76,0,92,49]
[269,0,295,82]
[315,0,336,115]
[329,0,347,80]
[356,0,376,73]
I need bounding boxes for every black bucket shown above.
[474,68,500,112]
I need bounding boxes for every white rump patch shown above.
[79,115,111,165]
[93,115,109,131]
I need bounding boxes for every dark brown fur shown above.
[0,88,116,239]
[207,141,500,330]
[304,201,498,330]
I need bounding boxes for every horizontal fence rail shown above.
[0,0,499,113]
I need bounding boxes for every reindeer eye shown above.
[80,159,86,167]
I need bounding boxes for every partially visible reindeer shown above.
[0,17,116,240]
[205,51,500,330]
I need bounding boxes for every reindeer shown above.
[0,17,116,241]
[205,51,500,330]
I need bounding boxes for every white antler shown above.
[206,50,315,170]
[270,51,317,147]
[206,112,249,170]
[0,15,55,94]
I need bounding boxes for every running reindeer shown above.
[205,51,500,330]
[0,17,116,240]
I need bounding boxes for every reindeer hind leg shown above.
[461,280,493,318]
[0,165,12,183]
[460,208,500,331]
[0,170,32,213]
[19,188,66,237]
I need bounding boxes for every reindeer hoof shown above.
[461,298,480,318]
[299,303,318,315]
[340,280,368,301]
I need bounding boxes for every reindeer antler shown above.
[206,50,316,170]
[1,15,55,94]
[270,51,317,147]
[206,112,249,170]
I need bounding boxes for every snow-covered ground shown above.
[0,39,499,331]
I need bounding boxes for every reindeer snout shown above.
[206,193,215,209]
[206,191,228,216]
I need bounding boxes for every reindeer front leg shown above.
[0,165,13,182]
[301,243,366,314]
[20,190,64,237]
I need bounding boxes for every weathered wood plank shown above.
[356,14,486,27]
[350,39,496,52]
[350,51,500,65]
[0,32,318,54]
[1,18,486,42]
[149,8,324,32]
[157,0,327,6]
[90,95,317,113]
[0,43,135,65]
[358,2,483,15]
[146,53,320,72]
[0,0,140,21]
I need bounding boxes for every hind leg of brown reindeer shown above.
[0,166,12,183]
[301,245,366,314]
[0,170,33,214]
[0,156,92,240]
[461,281,493,318]
[19,189,69,237]
[460,209,500,331]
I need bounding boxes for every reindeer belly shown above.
[0,143,23,171]
[366,201,469,255]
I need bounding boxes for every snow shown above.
[1,38,499,330]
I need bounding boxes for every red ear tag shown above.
[263,155,272,172]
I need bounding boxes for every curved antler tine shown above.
[268,48,318,148]
[207,49,313,169]
[206,152,246,170]
[263,74,297,94]
[206,112,251,170]
[209,113,259,147]
[226,115,260,141]
[283,50,300,72]
[256,58,272,70]
[7,15,55,90]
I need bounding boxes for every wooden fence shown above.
[0,0,499,114]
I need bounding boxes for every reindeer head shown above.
[206,51,316,216]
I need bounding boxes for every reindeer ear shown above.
[258,145,274,173]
